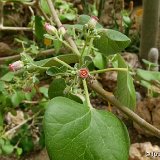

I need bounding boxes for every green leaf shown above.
[24,89,36,101]
[0,112,3,127]
[1,72,14,82]
[35,16,45,40]
[60,13,76,21]
[121,10,131,26]
[67,93,83,104]
[64,24,84,31]
[48,78,66,99]
[0,81,5,92]
[39,86,48,98]
[140,80,160,94]
[115,54,136,110]
[136,69,160,82]
[65,15,103,31]
[93,29,130,56]
[0,139,5,147]
[93,52,106,69]
[21,52,34,63]
[11,91,25,106]
[19,54,79,74]
[44,97,130,160]
[46,66,67,76]
[83,56,93,67]
[77,15,103,29]
[40,0,51,15]
[21,136,34,152]
[53,39,62,53]
[2,144,14,155]
[16,147,23,156]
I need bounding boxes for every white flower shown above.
[44,23,57,35]
[58,25,66,35]
[9,61,24,72]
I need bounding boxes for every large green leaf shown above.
[93,29,130,56]
[44,97,130,160]
[115,54,136,110]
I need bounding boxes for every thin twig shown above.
[22,100,39,104]
[88,78,160,138]
[2,0,37,6]
[0,26,32,31]
[0,1,4,27]
[4,111,40,138]
[0,49,55,63]
[35,0,50,22]
[46,0,80,57]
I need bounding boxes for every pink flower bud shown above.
[9,61,24,72]
[87,16,99,29]
[78,68,89,79]
[44,23,57,35]
[58,25,66,35]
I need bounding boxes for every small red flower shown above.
[9,61,24,72]
[78,68,89,79]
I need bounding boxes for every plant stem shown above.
[87,38,94,55]
[80,37,93,65]
[35,0,50,22]
[46,0,80,57]
[80,40,88,65]
[83,79,92,109]
[54,57,74,70]
[0,26,32,31]
[81,41,88,58]
[88,78,160,138]
[90,68,128,74]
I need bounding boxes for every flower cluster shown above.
[44,23,67,36]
